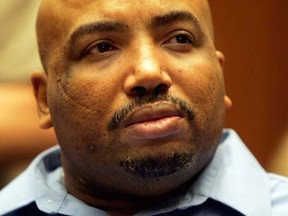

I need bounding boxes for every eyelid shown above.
[81,39,118,57]
[164,30,196,45]
[161,30,198,54]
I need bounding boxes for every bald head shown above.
[36,0,214,72]
[36,0,74,71]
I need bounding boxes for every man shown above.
[0,0,287,215]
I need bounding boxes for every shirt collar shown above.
[34,147,108,216]
[31,130,273,216]
[186,129,272,216]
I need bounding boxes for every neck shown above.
[64,177,192,215]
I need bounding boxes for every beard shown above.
[119,151,193,178]
[108,93,200,179]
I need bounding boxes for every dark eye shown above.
[90,42,116,54]
[93,43,113,53]
[174,34,193,44]
[167,33,194,45]
[82,41,117,57]
[163,32,196,52]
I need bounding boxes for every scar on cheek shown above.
[56,76,97,112]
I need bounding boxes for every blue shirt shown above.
[1,129,288,216]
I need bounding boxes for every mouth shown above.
[120,102,187,141]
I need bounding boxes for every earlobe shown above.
[216,50,225,69]
[224,96,232,110]
[31,71,53,129]
[216,51,231,110]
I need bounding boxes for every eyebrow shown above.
[67,10,204,57]
[150,11,204,36]
[69,21,127,45]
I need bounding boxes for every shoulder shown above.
[269,173,288,215]
[1,202,49,216]
[0,168,35,215]
[0,146,61,215]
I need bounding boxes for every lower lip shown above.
[123,116,184,140]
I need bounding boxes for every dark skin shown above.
[32,0,232,215]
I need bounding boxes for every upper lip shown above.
[121,102,184,128]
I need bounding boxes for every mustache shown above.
[108,94,195,131]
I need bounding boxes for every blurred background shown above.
[210,1,288,174]
[0,0,287,188]
[0,0,57,188]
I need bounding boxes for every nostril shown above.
[131,86,147,97]
[153,84,169,95]
[130,84,169,97]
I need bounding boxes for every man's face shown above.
[35,0,231,197]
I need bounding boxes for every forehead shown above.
[56,0,206,11]
[42,0,210,25]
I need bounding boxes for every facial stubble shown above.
[108,94,198,179]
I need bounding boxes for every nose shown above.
[123,44,172,97]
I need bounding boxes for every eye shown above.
[163,32,196,52]
[92,42,115,53]
[172,34,193,44]
[82,41,117,56]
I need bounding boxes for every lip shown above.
[120,102,187,141]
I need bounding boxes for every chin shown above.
[119,150,193,179]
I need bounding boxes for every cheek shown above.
[171,58,226,128]
[175,59,224,105]
[63,75,115,110]
[48,74,121,150]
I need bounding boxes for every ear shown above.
[216,50,232,110]
[216,50,225,69]
[31,71,53,129]
[224,96,232,110]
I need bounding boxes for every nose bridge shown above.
[123,38,172,96]
[123,31,174,97]
[135,40,161,74]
